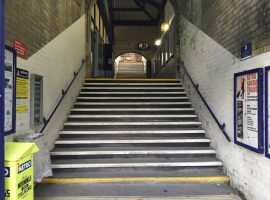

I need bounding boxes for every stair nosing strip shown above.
[79,92,186,94]
[70,108,195,111]
[74,102,191,105]
[51,161,223,168]
[63,122,202,126]
[50,150,216,156]
[67,115,198,118]
[59,130,206,134]
[55,139,210,144]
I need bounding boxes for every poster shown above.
[234,68,263,153]
[265,66,270,158]
[16,68,29,112]
[4,46,16,135]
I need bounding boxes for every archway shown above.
[114,52,147,78]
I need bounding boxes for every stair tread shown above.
[51,157,222,165]
[60,127,206,132]
[51,146,215,152]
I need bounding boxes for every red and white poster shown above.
[13,39,27,59]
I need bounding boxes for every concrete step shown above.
[55,137,210,145]
[66,115,198,122]
[77,97,188,100]
[70,108,194,112]
[63,121,202,126]
[84,82,182,86]
[67,114,198,119]
[79,91,187,95]
[81,87,184,90]
[59,129,206,139]
[84,79,181,83]
[74,102,191,106]
[50,147,216,160]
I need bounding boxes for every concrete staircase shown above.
[35,79,243,199]
[49,79,225,176]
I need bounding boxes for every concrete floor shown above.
[35,196,241,200]
[35,182,242,200]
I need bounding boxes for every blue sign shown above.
[241,43,252,60]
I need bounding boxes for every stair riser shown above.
[73,105,192,109]
[84,80,181,83]
[83,85,183,88]
[66,118,198,122]
[50,153,217,160]
[80,89,185,92]
[79,94,187,97]
[63,125,202,130]
[55,143,211,148]
[51,165,222,171]
[77,99,189,102]
[70,111,196,115]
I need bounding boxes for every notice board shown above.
[4,46,16,135]
[234,68,263,153]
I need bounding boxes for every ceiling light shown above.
[161,23,169,32]
[155,39,161,46]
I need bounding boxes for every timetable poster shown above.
[4,46,16,135]
[234,69,263,153]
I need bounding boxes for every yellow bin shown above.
[4,142,39,200]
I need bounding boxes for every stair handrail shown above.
[39,58,87,135]
[180,61,232,142]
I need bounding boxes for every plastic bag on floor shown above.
[14,133,53,183]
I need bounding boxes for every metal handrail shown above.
[40,58,86,134]
[180,61,232,142]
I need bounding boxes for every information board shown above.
[4,46,16,135]
[234,68,263,153]
[265,66,270,158]
[16,68,29,113]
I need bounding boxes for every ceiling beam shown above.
[136,0,160,9]
[133,0,156,21]
[156,0,167,23]
[113,20,157,26]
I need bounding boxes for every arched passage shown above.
[114,52,147,78]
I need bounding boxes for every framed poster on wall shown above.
[4,46,16,135]
[265,66,270,158]
[234,68,263,153]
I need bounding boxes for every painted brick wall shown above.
[5,0,85,58]
[178,0,270,58]
[113,26,160,60]
[5,15,86,151]
[179,16,270,200]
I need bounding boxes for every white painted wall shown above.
[179,16,270,200]
[5,15,86,150]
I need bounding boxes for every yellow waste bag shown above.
[4,142,39,200]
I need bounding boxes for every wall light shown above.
[155,39,161,46]
[161,23,170,32]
